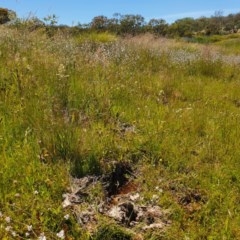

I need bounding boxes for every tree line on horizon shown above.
[1,7,240,37]
[80,11,240,37]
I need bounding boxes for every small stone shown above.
[130,193,140,201]
[5,216,11,223]
[142,223,164,230]
[62,195,72,208]
[27,225,33,231]
[146,206,163,218]
[107,206,123,221]
[56,229,65,239]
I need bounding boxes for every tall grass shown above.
[0,25,240,239]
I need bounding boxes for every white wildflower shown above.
[38,232,46,240]
[151,194,159,202]
[5,216,11,223]
[15,193,20,197]
[56,229,65,239]
[57,64,69,78]
[5,226,12,232]
[176,108,183,113]
[27,225,33,231]
[34,190,39,195]
[64,214,70,220]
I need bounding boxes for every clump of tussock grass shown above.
[92,224,132,240]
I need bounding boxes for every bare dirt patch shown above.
[62,162,171,237]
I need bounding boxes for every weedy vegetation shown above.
[0,23,240,239]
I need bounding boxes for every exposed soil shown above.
[169,182,207,214]
[62,162,170,237]
[102,161,134,197]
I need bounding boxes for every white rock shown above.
[62,195,72,208]
[142,223,164,230]
[130,193,140,201]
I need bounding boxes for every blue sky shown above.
[1,0,240,25]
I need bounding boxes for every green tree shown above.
[147,18,168,36]
[119,14,145,35]
[168,17,196,37]
[43,14,58,26]
[90,15,109,31]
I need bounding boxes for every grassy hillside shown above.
[0,26,240,239]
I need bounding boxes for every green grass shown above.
[215,37,240,54]
[191,33,240,43]
[1,25,240,239]
[191,33,240,55]
[75,31,117,44]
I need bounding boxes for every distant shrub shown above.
[0,8,16,24]
[0,8,10,24]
